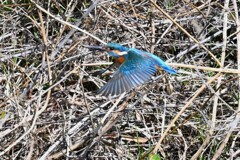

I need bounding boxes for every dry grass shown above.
[0,0,240,159]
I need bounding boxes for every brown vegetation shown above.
[0,0,239,159]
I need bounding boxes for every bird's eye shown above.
[109,47,114,50]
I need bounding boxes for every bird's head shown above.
[86,43,129,58]
[105,43,128,58]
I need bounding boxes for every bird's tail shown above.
[160,64,177,74]
[153,55,177,74]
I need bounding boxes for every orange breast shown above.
[115,56,125,64]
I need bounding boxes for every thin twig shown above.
[151,1,222,67]
[30,0,106,47]
[152,73,221,154]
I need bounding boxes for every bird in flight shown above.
[87,43,177,96]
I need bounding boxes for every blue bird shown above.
[87,43,177,96]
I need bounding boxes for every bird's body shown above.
[87,43,176,96]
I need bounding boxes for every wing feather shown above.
[98,48,158,96]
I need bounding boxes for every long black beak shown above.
[85,45,106,51]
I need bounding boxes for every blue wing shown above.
[98,48,157,96]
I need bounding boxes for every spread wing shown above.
[98,49,157,96]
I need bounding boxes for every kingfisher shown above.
[87,43,177,96]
